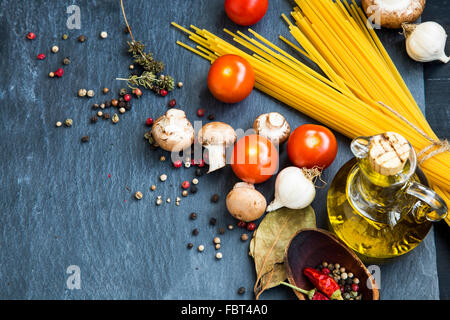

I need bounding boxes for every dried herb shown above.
[118,0,175,95]
[249,207,316,299]
[116,71,174,92]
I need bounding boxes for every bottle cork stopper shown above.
[369,132,410,176]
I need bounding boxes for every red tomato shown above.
[287,124,337,169]
[207,54,255,104]
[225,0,268,26]
[231,134,278,184]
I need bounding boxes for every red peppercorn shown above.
[247,222,256,231]
[37,53,46,60]
[351,284,359,292]
[26,32,36,40]
[145,118,154,126]
[124,94,131,102]
[168,99,176,108]
[321,267,330,275]
[237,221,247,228]
[197,108,205,117]
[197,159,206,168]
[54,68,64,78]
[181,181,190,189]
[173,160,182,168]
[160,89,168,97]
[133,88,143,97]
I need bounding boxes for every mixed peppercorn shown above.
[315,262,362,300]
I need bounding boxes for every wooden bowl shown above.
[284,228,379,300]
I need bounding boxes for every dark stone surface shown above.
[423,2,450,301]
[0,0,446,300]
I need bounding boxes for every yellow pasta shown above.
[172,0,450,225]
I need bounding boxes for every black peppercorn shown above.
[103,113,111,120]
[192,229,199,236]
[190,185,198,194]
[105,100,111,108]
[124,26,130,34]
[237,287,246,295]
[209,218,217,226]
[90,116,98,123]
[187,243,193,249]
[208,114,216,121]
[218,228,225,235]
[119,97,125,102]
[211,194,219,203]
[190,212,197,220]
[195,168,203,177]
[118,101,126,108]
[125,101,132,110]
[81,136,89,143]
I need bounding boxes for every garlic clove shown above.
[267,167,316,212]
[403,22,450,64]
[266,199,284,212]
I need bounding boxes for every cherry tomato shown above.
[231,134,278,184]
[225,0,268,26]
[287,124,338,169]
[207,54,255,104]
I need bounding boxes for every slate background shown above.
[0,0,448,300]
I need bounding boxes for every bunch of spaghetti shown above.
[173,0,449,225]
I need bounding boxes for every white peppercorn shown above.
[78,89,87,97]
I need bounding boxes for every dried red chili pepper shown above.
[303,267,343,300]
[280,282,329,300]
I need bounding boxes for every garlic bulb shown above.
[403,22,450,63]
[266,167,316,212]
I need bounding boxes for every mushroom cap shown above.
[253,112,291,144]
[197,122,237,146]
[361,0,425,29]
[151,109,194,152]
[226,182,267,222]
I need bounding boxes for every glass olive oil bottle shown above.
[327,133,447,262]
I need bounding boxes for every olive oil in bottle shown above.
[327,133,447,262]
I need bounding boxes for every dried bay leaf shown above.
[250,207,316,299]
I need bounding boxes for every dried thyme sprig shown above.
[120,0,175,96]
[116,72,175,92]
[128,41,165,74]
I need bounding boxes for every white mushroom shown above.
[198,122,237,173]
[151,109,194,152]
[361,0,425,29]
[253,112,291,144]
[226,182,267,222]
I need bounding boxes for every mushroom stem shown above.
[206,144,227,173]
